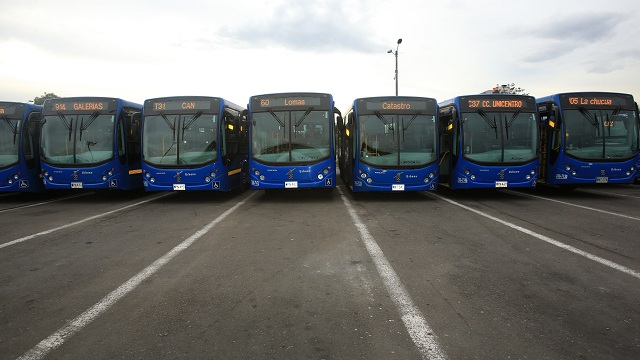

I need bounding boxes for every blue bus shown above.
[247,92,339,190]
[141,96,248,191]
[438,94,539,189]
[40,97,143,190]
[337,96,439,192]
[536,92,639,186]
[0,101,44,193]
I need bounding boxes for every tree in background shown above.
[482,84,528,95]
[33,92,60,105]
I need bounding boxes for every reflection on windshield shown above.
[462,111,537,164]
[0,116,21,167]
[359,113,437,167]
[143,113,218,166]
[40,113,115,165]
[563,108,638,160]
[252,110,330,163]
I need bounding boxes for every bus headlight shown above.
[205,176,211,183]
[366,177,373,184]
[149,178,155,183]
[360,172,368,179]
[13,174,19,180]
[530,169,536,175]
[210,172,216,178]
[571,170,578,176]
[323,168,329,175]
[102,175,108,181]
[107,170,113,177]
[145,172,151,179]
[565,165,572,171]
[423,177,430,183]
[464,169,471,176]
[429,172,435,179]
[43,171,49,178]
[317,174,324,180]
[259,175,265,181]
[470,174,476,181]
[627,171,632,176]
[254,170,260,176]
[7,179,13,184]
[526,174,531,180]
[48,176,53,181]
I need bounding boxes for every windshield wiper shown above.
[477,109,498,139]
[56,113,73,141]
[266,109,285,127]
[504,110,522,139]
[79,111,100,141]
[401,112,420,141]
[1,115,19,145]
[605,107,622,137]
[294,108,313,128]
[159,115,177,164]
[578,107,599,130]
[181,111,203,139]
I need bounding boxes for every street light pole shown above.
[387,38,402,96]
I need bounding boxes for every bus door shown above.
[221,109,246,188]
[438,107,456,184]
[538,103,561,183]
[346,112,355,187]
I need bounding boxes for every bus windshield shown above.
[252,109,331,163]
[40,113,115,165]
[563,108,638,160]
[143,113,218,166]
[462,110,537,164]
[0,116,21,168]
[359,113,437,167]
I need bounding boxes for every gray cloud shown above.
[219,0,384,54]
[516,11,636,73]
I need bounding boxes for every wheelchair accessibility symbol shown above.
[325,178,332,186]
[19,180,29,188]
[213,181,220,189]
[109,180,118,187]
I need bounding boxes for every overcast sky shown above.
[1,0,639,111]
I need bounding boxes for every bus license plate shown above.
[596,177,608,183]
[71,182,83,189]
[495,181,508,188]
[285,181,298,189]
[392,184,405,191]
[173,184,186,190]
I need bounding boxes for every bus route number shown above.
[468,100,493,108]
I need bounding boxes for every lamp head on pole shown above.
[397,38,402,45]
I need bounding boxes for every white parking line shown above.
[17,192,256,360]
[0,193,93,214]
[339,187,447,360]
[509,191,640,221]
[431,193,640,280]
[0,193,172,250]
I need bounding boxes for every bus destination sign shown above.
[150,100,213,111]
[257,96,322,108]
[46,100,111,112]
[0,103,23,115]
[460,96,535,112]
[559,94,634,109]
[364,99,434,112]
